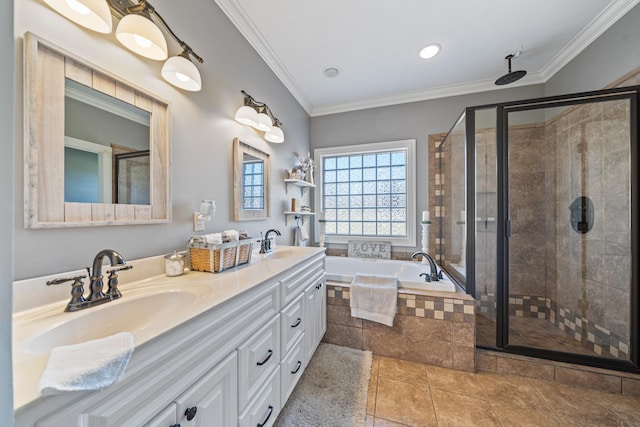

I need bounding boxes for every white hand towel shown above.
[350,274,398,327]
[205,233,223,245]
[299,225,309,241]
[39,332,134,396]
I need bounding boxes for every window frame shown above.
[314,139,416,247]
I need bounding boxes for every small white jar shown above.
[165,251,185,277]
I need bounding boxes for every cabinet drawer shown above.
[280,257,324,307]
[238,366,281,427]
[280,293,304,357]
[238,314,280,410]
[280,333,305,404]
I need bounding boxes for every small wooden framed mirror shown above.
[233,138,270,221]
[23,32,170,228]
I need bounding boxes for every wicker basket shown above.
[188,238,254,273]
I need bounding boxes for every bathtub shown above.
[324,256,457,293]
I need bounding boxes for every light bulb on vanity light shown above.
[254,112,273,132]
[235,105,259,127]
[116,12,168,60]
[43,0,112,33]
[162,49,202,91]
[265,123,284,143]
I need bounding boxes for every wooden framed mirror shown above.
[23,32,170,228]
[233,138,270,221]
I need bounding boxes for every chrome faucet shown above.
[260,229,281,253]
[46,249,132,312]
[411,251,442,282]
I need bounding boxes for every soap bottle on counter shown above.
[165,251,185,276]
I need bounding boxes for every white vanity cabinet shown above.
[14,248,326,427]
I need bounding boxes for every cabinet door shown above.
[144,404,177,427]
[174,352,238,427]
[303,282,318,365]
[238,314,280,410]
[304,280,327,365]
[318,280,326,339]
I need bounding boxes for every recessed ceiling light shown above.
[324,67,340,78]
[419,43,441,59]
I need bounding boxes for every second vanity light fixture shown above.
[235,90,285,143]
[43,0,204,92]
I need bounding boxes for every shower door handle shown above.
[505,219,511,238]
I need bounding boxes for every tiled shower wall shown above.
[547,98,631,354]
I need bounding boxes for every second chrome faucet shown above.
[259,229,281,254]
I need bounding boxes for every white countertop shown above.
[12,246,325,411]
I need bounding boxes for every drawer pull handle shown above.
[291,360,302,374]
[184,406,197,421]
[257,405,274,427]
[256,349,273,366]
[291,318,302,328]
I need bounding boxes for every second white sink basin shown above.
[21,281,212,354]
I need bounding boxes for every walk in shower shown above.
[434,86,639,371]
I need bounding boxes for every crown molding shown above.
[310,73,546,116]
[215,0,638,117]
[214,0,313,114]
[539,0,640,81]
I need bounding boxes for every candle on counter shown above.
[460,210,466,222]
[422,210,430,222]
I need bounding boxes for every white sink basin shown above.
[19,281,212,354]
[260,247,304,260]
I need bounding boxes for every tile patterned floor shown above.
[365,354,640,426]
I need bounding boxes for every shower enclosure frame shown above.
[458,85,640,373]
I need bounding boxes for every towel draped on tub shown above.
[349,273,398,327]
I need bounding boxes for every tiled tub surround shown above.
[323,282,476,372]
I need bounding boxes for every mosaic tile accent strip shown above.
[327,284,474,322]
[475,292,629,360]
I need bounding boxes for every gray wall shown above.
[310,85,545,251]
[545,3,640,96]
[2,0,14,425]
[14,0,311,279]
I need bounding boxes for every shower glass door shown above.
[504,93,635,362]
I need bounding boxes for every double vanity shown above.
[13,246,326,427]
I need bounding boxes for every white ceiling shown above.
[215,0,639,116]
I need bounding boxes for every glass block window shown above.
[242,160,264,210]
[314,140,416,245]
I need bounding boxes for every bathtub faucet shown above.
[411,252,442,282]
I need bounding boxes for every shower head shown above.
[495,53,527,86]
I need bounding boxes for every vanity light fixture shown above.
[234,90,285,143]
[43,0,204,92]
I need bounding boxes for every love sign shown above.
[347,240,391,259]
